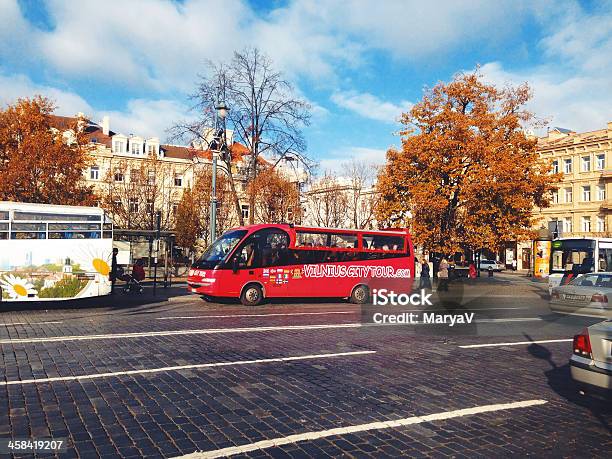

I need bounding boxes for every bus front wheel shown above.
[350,285,370,304]
[241,284,263,306]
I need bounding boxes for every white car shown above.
[550,273,612,318]
[478,259,504,271]
[570,320,612,397]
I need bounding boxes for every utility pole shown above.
[153,211,161,296]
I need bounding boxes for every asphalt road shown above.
[0,273,610,458]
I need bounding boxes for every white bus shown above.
[0,201,113,301]
[548,237,612,294]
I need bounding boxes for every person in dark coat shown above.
[110,247,119,293]
[419,258,432,290]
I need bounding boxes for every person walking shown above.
[437,257,450,291]
[468,261,477,280]
[110,247,119,294]
[419,258,432,290]
[512,259,517,271]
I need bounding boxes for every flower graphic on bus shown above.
[0,274,38,299]
[72,246,112,281]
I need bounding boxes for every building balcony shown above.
[603,170,612,179]
[601,200,612,210]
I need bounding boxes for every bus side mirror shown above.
[232,258,239,273]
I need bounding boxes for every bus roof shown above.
[228,223,409,236]
[0,201,105,215]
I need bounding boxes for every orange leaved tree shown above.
[0,96,95,205]
[376,72,559,254]
[248,167,301,224]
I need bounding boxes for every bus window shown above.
[329,233,358,249]
[11,232,46,239]
[297,231,329,247]
[0,211,8,220]
[232,229,290,269]
[362,234,405,252]
[193,229,247,269]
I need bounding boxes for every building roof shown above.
[49,114,115,148]
[48,113,259,164]
[538,125,609,149]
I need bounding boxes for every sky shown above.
[1,0,611,175]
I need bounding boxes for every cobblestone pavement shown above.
[0,276,610,458]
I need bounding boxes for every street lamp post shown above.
[210,102,229,243]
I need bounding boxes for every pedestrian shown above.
[512,259,517,271]
[419,258,432,290]
[437,257,449,291]
[468,261,477,279]
[110,247,119,294]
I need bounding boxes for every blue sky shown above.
[1,0,610,174]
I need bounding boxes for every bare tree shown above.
[171,47,312,225]
[343,159,378,229]
[100,154,184,232]
[306,172,349,228]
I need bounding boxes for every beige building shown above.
[535,122,612,238]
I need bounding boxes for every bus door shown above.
[230,228,291,298]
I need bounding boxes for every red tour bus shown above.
[187,224,415,306]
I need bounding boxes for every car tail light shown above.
[573,329,592,358]
[590,293,608,303]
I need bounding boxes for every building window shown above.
[147,144,157,155]
[90,166,99,180]
[581,216,591,233]
[114,170,124,182]
[287,207,294,222]
[129,198,139,213]
[113,199,121,210]
[113,141,124,153]
[597,184,606,201]
[147,170,155,185]
[564,217,572,233]
[172,203,179,215]
[146,200,154,213]
[552,160,559,174]
[596,154,605,170]
[563,158,572,174]
[130,168,141,183]
[597,216,605,232]
[241,205,249,220]
[582,186,591,202]
[552,190,559,204]
[581,156,590,172]
[565,187,573,203]
[174,174,183,187]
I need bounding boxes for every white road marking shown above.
[176,399,548,458]
[156,311,356,320]
[0,321,63,326]
[0,323,363,344]
[459,339,572,348]
[0,350,375,386]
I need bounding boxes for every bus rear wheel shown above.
[241,284,263,306]
[350,285,370,304]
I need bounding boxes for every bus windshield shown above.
[193,230,247,269]
[550,240,595,273]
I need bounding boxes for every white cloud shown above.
[0,72,189,142]
[318,146,387,175]
[331,91,412,122]
[478,0,612,138]
[102,99,191,141]
[0,72,93,115]
[0,0,549,90]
